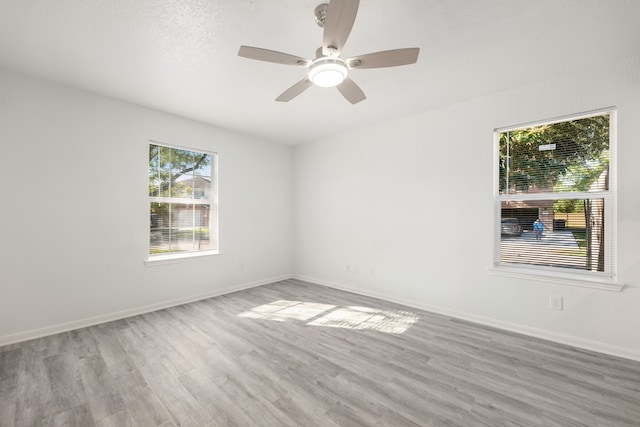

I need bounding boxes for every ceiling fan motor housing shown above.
[314,3,329,27]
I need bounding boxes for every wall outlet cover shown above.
[549,295,563,311]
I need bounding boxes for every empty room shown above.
[1,0,640,425]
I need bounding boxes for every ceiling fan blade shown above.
[238,46,310,67]
[323,0,360,56]
[347,48,420,69]
[337,77,366,104]
[276,78,313,102]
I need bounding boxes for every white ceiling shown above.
[1,0,639,145]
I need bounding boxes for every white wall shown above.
[0,68,293,343]
[2,55,639,361]
[293,56,640,361]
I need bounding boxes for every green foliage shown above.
[553,199,583,214]
[149,248,185,255]
[552,150,609,213]
[149,145,211,197]
[499,115,609,194]
[572,231,587,249]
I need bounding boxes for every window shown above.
[148,142,218,259]
[493,109,618,288]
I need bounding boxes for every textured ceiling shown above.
[1,0,639,144]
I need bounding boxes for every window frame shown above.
[489,108,622,291]
[145,140,219,265]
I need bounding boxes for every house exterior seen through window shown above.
[494,109,616,285]
[148,143,218,258]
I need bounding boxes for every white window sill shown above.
[144,250,219,267]
[488,265,624,292]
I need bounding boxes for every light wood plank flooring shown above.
[1,278,639,426]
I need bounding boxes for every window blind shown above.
[149,143,218,257]
[496,111,614,278]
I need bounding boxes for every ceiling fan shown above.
[238,0,420,104]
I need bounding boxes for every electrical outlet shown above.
[346,264,352,273]
[239,263,245,271]
[549,295,563,311]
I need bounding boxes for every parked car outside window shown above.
[501,217,522,236]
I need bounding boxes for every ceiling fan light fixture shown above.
[308,57,348,87]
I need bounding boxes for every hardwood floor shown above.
[1,278,639,426]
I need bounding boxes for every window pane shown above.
[499,199,606,272]
[150,201,173,255]
[149,145,172,197]
[150,202,212,254]
[499,114,609,195]
[193,167,212,199]
[170,149,211,199]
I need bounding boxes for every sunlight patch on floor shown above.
[308,306,418,334]
[239,300,418,334]
[238,300,336,322]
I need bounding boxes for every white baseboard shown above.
[6,273,639,363]
[0,274,293,347]
[293,275,640,363]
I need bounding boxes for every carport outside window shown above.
[494,110,616,284]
